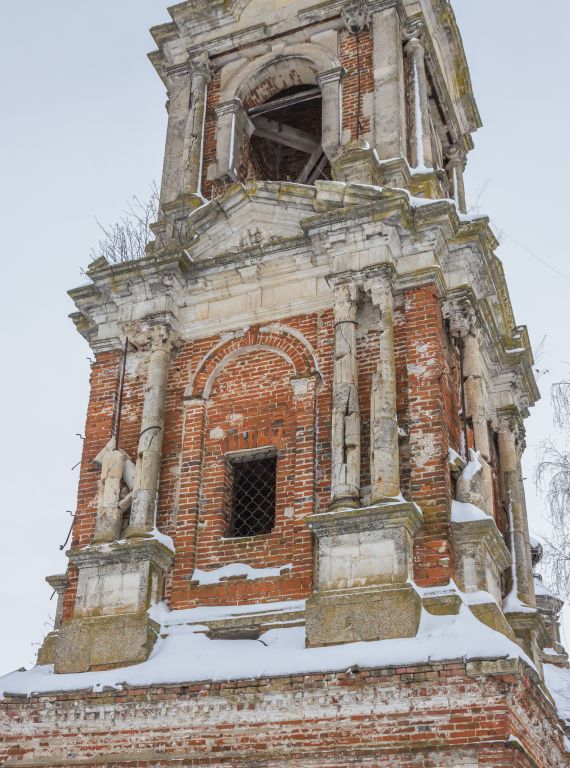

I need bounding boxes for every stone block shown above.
[452,516,511,606]
[309,502,422,590]
[306,583,421,647]
[422,592,462,616]
[55,614,160,673]
[36,631,59,666]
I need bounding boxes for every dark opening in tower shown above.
[248,84,331,184]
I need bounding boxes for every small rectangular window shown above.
[228,450,277,538]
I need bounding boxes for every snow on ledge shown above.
[150,527,175,552]
[0,599,533,700]
[451,500,488,524]
[502,590,537,615]
[191,562,292,586]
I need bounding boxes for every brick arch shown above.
[189,325,319,400]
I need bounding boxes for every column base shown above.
[306,583,422,647]
[331,140,382,186]
[52,538,174,673]
[409,168,448,201]
[54,614,160,674]
[452,515,512,606]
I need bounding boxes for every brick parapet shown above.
[1,661,567,767]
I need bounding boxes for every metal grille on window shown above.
[228,451,277,538]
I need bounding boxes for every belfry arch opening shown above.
[247,84,332,184]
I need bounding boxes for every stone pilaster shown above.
[128,324,180,537]
[93,442,134,543]
[367,271,400,503]
[330,282,361,509]
[317,68,346,161]
[159,64,192,207]
[498,410,535,608]
[404,26,433,172]
[372,4,407,166]
[446,145,467,213]
[210,99,255,182]
[444,296,494,515]
[181,52,212,200]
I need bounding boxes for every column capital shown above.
[317,67,347,88]
[364,267,395,308]
[497,407,525,443]
[442,295,477,339]
[445,143,466,170]
[123,321,181,354]
[332,281,359,323]
[189,50,212,84]
[403,20,426,48]
[342,0,371,34]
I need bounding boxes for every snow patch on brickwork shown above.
[1,599,533,700]
[191,563,293,585]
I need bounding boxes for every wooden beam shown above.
[252,117,320,155]
[296,145,325,184]
[307,153,329,184]
[248,88,321,118]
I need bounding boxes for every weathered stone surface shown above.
[306,583,422,646]
[55,614,159,673]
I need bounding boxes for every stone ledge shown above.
[67,536,174,573]
[307,501,423,537]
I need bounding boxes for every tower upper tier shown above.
[149,0,481,211]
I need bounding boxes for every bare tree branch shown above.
[535,378,570,597]
[90,182,159,264]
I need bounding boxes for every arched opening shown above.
[247,84,332,184]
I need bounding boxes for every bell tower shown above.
[39,0,543,672]
[6,2,570,766]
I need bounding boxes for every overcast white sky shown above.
[0,1,568,677]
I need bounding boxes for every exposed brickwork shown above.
[61,288,469,615]
[339,28,374,141]
[404,284,454,587]
[1,662,566,767]
[202,70,221,200]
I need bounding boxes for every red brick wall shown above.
[339,28,374,141]
[403,284,455,587]
[202,70,221,200]
[2,661,566,767]
[63,286,467,617]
